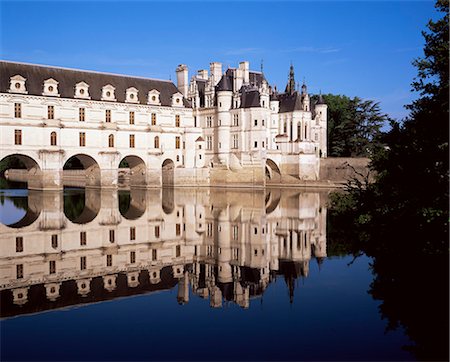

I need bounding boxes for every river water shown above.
[0,187,415,361]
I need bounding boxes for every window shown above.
[50,131,57,146]
[176,223,181,236]
[176,245,181,257]
[207,223,213,237]
[206,136,212,150]
[80,256,86,270]
[129,111,135,124]
[233,114,239,126]
[254,141,258,148]
[106,254,112,267]
[16,237,23,252]
[51,234,58,249]
[109,229,115,243]
[152,249,157,261]
[14,130,22,145]
[130,227,136,241]
[48,105,54,119]
[105,109,111,122]
[151,113,156,125]
[129,134,135,148]
[79,108,85,121]
[17,264,23,279]
[262,119,265,126]
[155,225,160,238]
[108,134,114,148]
[80,231,87,246]
[176,155,180,162]
[232,225,239,240]
[130,251,136,264]
[194,116,197,127]
[206,116,212,127]
[79,132,86,147]
[175,115,180,127]
[175,136,180,149]
[154,136,160,148]
[305,125,307,139]
[232,134,238,149]
[254,227,258,235]
[14,103,21,118]
[49,260,56,274]
[254,119,258,126]
[262,141,265,148]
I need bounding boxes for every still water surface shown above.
[0,188,413,361]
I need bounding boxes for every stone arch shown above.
[162,159,175,187]
[266,159,281,184]
[0,154,43,190]
[63,154,101,188]
[118,155,146,188]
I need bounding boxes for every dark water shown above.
[0,188,418,361]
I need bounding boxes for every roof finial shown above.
[260,59,264,73]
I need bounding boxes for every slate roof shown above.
[277,91,304,113]
[240,89,261,108]
[215,74,232,91]
[0,60,190,107]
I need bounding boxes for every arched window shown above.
[154,136,160,148]
[108,134,114,148]
[50,131,57,146]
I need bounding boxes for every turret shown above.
[314,93,328,158]
[301,82,310,111]
[176,64,188,98]
[216,75,233,166]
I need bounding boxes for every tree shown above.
[317,94,388,157]
[330,1,449,359]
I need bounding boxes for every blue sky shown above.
[0,0,437,120]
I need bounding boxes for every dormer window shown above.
[101,84,116,101]
[75,82,90,99]
[171,92,184,107]
[43,78,60,97]
[9,75,27,94]
[126,87,139,103]
[147,89,161,105]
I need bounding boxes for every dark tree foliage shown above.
[329,1,449,360]
[316,94,388,157]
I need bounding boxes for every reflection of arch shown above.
[118,189,146,220]
[1,191,42,228]
[265,188,282,214]
[162,188,174,214]
[266,159,281,183]
[1,154,42,189]
[162,159,174,187]
[118,155,146,188]
[63,154,100,188]
[64,188,100,224]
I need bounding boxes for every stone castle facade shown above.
[0,60,327,189]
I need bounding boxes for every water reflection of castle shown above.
[0,188,328,317]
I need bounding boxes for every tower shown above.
[285,63,296,95]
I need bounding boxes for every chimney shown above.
[176,64,188,98]
[197,69,208,80]
[239,61,250,84]
[210,62,223,86]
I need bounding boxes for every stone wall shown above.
[319,157,372,185]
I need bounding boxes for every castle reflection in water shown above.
[0,188,328,317]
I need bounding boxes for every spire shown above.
[317,90,326,104]
[301,78,307,94]
[285,62,296,95]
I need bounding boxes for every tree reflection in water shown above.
[328,205,449,361]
